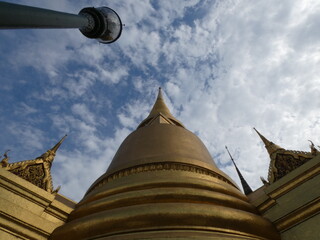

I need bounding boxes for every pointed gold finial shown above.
[138,88,184,128]
[253,128,283,156]
[253,128,271,146]
[37,135,67,163]
[158,87,163,99]
[51,134,68,153]
[147,87,174,119]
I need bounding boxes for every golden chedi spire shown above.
[51,91,280,240]
[147,87,173,119]
[138,87,184,128]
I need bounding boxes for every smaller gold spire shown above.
[51,134,67,154]
[37,134,67,164]
[253,128,283,156]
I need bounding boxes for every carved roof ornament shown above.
[308,140,320,156]
[254,128,317,183]
[0,149,10,167]
[260,176,269,185]
[0,135,67,193]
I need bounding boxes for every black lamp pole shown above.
[0,1,123,44]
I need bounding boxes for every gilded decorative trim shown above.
[256,162,320,214]
[269,162,320,199]
[0,210,50,238]
[0,226,30,240]
[1,157,54,193]
[257,199,277,213]
[275,197,320,232]
[88,162,236,194]
[268,150,316,183]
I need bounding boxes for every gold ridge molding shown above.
[88,226,273,240]
[275,197,320,232]
[0,175,52,207]
[257,199,277,213]
[0,210,50,239]
[0,226,30,240]
[268,162,320,199]
[255,163,320,214]
[88,162,236,194]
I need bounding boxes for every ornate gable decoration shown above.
[254,129,319,184]
[268,148,316,183]
[0,135,66,193]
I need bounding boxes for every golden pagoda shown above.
[51,88,280,240]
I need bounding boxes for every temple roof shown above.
[0,135,66,192]
[254,128,318,183]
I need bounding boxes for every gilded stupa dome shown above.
[51,88,280,240]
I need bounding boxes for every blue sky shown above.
[1,0,320,201]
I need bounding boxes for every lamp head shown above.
[79,7,122,44]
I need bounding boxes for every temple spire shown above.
[253,128,283,156]
[51,134,67,153]
[225,146,252,195]
[36,135,67,164]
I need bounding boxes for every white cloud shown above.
[7,124,45,152]
[14,103,38,116]
[98,65,129,84]
[62,70,97,98]
[71,103,96,125]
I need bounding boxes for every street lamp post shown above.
[0,2,122,44]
